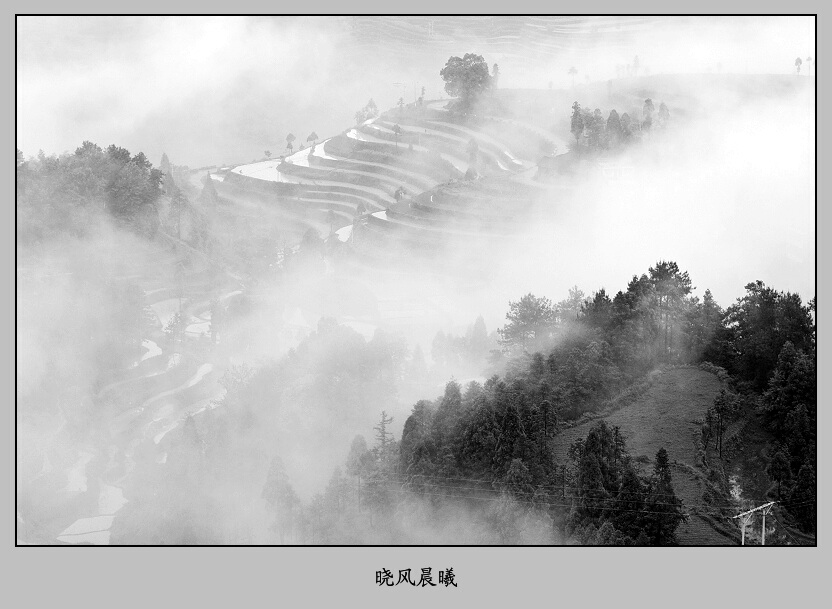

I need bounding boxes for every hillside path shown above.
[552,367,736,545]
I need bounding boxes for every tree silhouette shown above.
[642,98,655,133]
[568,66,577,87]
[606,109,622,148]
[286,133,296,152]
[392,124,402,149]
[440,53,492,113]
[658,102,670,128]
[307,132,318,146]
[498,293,557,353]
[647,447,685,545]
[570,101,584,149]
[795,57,802,74]
[766,448,792,499]
[354,201,367,220]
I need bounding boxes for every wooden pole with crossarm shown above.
[733,502,775,545]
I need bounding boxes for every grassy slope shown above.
[552,367,739,545]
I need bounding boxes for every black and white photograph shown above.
[15,14,817,553]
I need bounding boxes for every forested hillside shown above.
[17,58,815,546]
[109,258,814,545]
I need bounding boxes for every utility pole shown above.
[761,502,773,545]
[733,501,775,545]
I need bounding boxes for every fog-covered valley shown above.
[16,16,816,546]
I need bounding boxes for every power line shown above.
[395,481,734,507]
[368,482,816,524]
[770,514,811,546]
[377,485,716,518]
[362,477,819,514]
[375,467,821,507]
[380,472,749,504]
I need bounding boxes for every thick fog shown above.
[18,16,812,167]
[16,16,814,545]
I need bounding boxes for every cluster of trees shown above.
[497,263,702,375]
[375,262,812,542]
[311,378,685,544]
[282,132,319,154]
[429,315,494,374]
[570,99,670,153]
[759,338,816,532]
[566,423,685,545]
[696,280,816,534]
[111,258,813,543]
[16,141,219,252]
[17,142,165,241]
[354,99,379,125]
[794,56,812,76]
[611,55,643,79]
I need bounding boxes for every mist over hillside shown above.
[19,15,813,167]
[16,15,815,547]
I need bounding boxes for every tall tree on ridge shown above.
[570,102,584,150]
[568,66,577,87]
[440,53,492,114]
[648,260,692,358]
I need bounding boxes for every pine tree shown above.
[373,410,395,468]
[568,66,578,87]
[468,315,489,362]
[620,112,632,143]
[498,293,556,353]
[658,102,670,128]
[766,448,792,499]
[346,435,373,477]
[199,172,220,207]
[787,464,815,533]
[570,102,584,150]
[642,98,655,132]
[646,447,685,545]
[606,109,623,148]
[611,465,646,539]
[648,260,693,359]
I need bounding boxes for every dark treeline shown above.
[372,261,815,542]
[570,98,670,153]
[131,259,814,543]
[17,143,163,242]
[17,142,212,250]
[702,281,817,532]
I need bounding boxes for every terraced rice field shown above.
[217,101,561,255]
